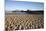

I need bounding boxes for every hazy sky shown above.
[5,0,44,11]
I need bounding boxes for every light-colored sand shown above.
[5,14,44,31]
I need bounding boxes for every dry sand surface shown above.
[5,14,44,31]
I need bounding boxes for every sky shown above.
[5,0,44,11]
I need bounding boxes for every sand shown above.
[5,14,44,31]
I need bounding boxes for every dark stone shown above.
[21,26,24,30]
[5,28,8,31]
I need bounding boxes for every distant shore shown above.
[5,11,44,15]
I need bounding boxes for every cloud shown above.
[16,0,43,3]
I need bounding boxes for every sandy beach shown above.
[5,14,44,31]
